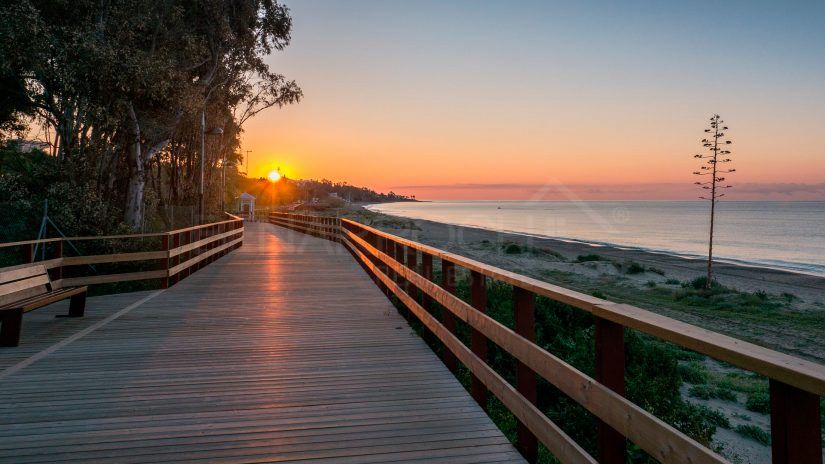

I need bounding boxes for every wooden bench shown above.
[0,265,87,347]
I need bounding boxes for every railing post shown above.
[161,234,170,289]
[470,270,488,411]
[374,235,389,296]
[359,228,377,285]
[218,223,224,258]
[595,317,627,464]
[382,238,394,289]
[441,260,458,373]
[171,232,181,285]
[514,286,538,463]
[223,223,228,251]
[21,243,34,264]
[207,225,213,264]
[210,224,216,262]
[405,246,417,298]
[769,379,822,464]
[421,252,433,308]
[390,240,400,284]
[195,228,202,272]
[374,233,389,295]
[187,230,195,277]
[394,242,405,287]
[52,239,63,282]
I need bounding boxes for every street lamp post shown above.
[199,111,205,224]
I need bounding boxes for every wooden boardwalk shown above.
[0,222,524,464]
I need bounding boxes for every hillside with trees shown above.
[238,177,415,209]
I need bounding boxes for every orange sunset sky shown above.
[241,1,825,200]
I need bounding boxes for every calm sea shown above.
[366,201,825,277]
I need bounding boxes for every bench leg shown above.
[0,308,23,347]
[68,292,86,317]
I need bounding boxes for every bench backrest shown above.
[0,265,52,307]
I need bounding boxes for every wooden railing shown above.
[0,213,244,289]
[268,212,340,241]
[268,212,824,464]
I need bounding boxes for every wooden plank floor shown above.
[0,222,524,463]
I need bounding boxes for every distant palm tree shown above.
[694,115,735,288]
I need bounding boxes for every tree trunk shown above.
[124,103,145,229]
[124,139,145,229]
[123,103,171,229]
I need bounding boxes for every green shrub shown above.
[735,424,771,445]
[503,243,522,254]
[698,406,731,429]
[665,278,681,285]
[576,253,602,262]
[0,148,129,241]
[689,384,737,402]
[685,276,723,290]
[648,267,665,276]
[780,292,797,301]
[678,361,709,384]
[531,247,566,260]
[645,281,657,288]
[626,261,646,274]
[689,385,712,400]
[753,290,769,300]
[443,276,719,459]
[715,387,737,402]
[745,392,771,414]
[718,372,767,394]
[675,350,705,362]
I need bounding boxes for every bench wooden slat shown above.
[21,287,87,313]
[0,265,47,284]
[0,288,61,310]
[0,274,51,298]
[0,287,86,312]
[0,285,49,308]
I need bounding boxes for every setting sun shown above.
[267,170,281,182]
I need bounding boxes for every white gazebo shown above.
[237,192,256,221]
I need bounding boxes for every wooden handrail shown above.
[0,213,244,289]
[0,213,246,248]
[341,218,825,396]
[0,237,63,249]
[342,229,724,464]
[343,233,597,464]
[268,212,825,464]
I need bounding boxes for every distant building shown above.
[236,192,256,221]
[7,139,51,154]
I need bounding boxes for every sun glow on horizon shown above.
[267,170,282,182]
